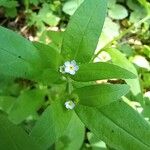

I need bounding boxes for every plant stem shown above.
[91,15,150,61]
[66,77,73,95]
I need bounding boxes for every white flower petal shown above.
[144,91,150,98]
[59,66,65,73]
[71,60,76,65]
[64,61,71,67]
[65,100,75,110]
[69,70,76,75]
[65,66,71,73]
[60,60,79,75]
[75,65,79,71]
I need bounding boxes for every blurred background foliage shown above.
[1,0,150,149]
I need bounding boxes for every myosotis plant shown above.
[0,0,150,150]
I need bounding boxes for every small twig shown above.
[20,25,28,33]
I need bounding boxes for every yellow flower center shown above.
[70,66,74,70]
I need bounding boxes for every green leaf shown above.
[56,112,85,150]
[63,0,84,15]
[38,3,60,26]
[0,26,41,79]
[33,42,62,84]
[39,30,63,50]
[74,84,130,107]
[46,31,63,49]
[106,48,142,102]
[5,7,17,18]
[108,4,128,20]
[72,62,136,82]
[30,99,73,149]
[8,89,45,124]
[0,114,42,150]
[76,101,150,150]
[0,0,18,8]
[61,0,107,63]
[33,42,61,70]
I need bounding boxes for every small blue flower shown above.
[65,100,75,110]
[60,60,79,75]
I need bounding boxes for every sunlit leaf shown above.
[0,26,41,79]
[61,0,107,63]
[72,62,136,82]
[74,84,130,107]
[30,99,73,149]
[76,101,150,150]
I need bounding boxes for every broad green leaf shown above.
[106,48,142,103]
[74,84,130,107]
[72,62,136,82]
[30,99,73,149]
[61,0,107,63]
[76,101,150,150]
[33,42,62,84]
[33,42,61,70]
[0,26,41,79]
[0,114,42,150]
[8,89,45,124]
[56,112,85,150]
[108,4,128,20]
